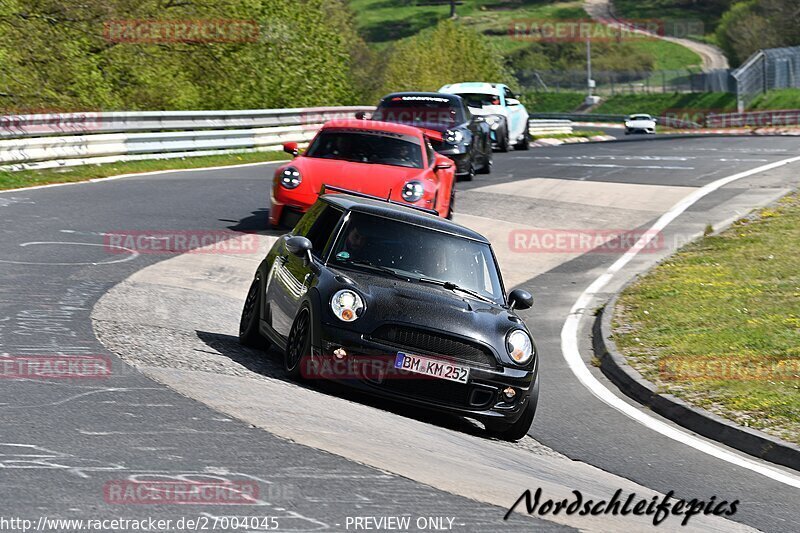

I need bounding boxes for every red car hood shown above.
[294,157,427,195]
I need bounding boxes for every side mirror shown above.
[508,289,533,310]
[283,142,299,157]
[507,98,521,106]
[434,162,453,172]
[285,236,312,258]
[354,111,367,120]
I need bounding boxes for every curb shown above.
[594,291,800,472]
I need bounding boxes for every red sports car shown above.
[270,120,457,228]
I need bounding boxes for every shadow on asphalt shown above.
[195,330,489,439]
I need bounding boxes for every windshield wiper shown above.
[340,259,408,279]
[415,277,495,304]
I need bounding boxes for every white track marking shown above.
[552,163,695,170]
[0,242,139,266]
[0,160,283,194]
[561,155,800,488]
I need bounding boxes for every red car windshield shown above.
[306,130,423,169]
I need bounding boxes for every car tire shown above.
[496,126,509,153]
[476,150,492,174]
[485,375,539,441]
[285,303,312,379]
[460,164,475,182]
[446,182,456,220]
[239,274,269,349]
[515,127,531,151]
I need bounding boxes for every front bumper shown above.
[443,153,472,176]
[308,323,537,424]
[625,127,655,134]
[270,189,315,228]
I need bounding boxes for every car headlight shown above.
[506,329,533,365]
[443,129,464,144]
[331,289,364,322]
[401,181,424,203]
[485,115,503,130]
[280,167,302,189]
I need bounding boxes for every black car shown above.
[365,92,493,181]
[239,190,539,441]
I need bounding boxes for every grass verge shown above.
[0,151,289,192]
[750,89,800,111]
[593,92,737,116]
[613,192,800,445]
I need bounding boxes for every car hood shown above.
[294,157,427,192]
[468,105,508,118]
[326,267,526,360]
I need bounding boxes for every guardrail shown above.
[0,107,373,171]
[706,110,800,128]
[528,119,573,136]
[531,112,701,129]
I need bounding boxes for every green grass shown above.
[750,89,800,111]
[522,91,585,112]
[613,193,800,445]
[593,92,737,116]
[623,39,701,71]
[349,0,586,44]
[0,151,289,191]
[530,130,603,140]
[613,0,729,37]
[349,1,701,70]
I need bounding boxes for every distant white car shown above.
[439,82,530,151]
[624,114,657,135]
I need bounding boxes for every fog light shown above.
[503,387,516,400]
[333,348,347,359]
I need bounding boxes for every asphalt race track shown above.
[1,136,799,532]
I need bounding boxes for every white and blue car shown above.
[439,82,530,152]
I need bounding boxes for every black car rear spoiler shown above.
[321,185,440,216]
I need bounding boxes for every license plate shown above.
[394,352,470,384]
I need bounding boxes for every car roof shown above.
[440,82,501,95]
[321,119,425,139]
[319,193,489,243]
[379,92,464,106]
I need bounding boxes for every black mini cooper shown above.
[239,190,538,440]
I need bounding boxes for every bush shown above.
[377,20,515,97]
[0,0,369,111]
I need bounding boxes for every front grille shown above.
[370,324,498,369]
[375,378,495,409]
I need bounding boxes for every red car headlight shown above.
[279,167,302,189]
[401,180,424,203]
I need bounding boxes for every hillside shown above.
[349,0,702,81]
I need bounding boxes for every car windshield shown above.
[331,212,504,303]
[629,115,652,121]
[452,93,501,108]
[373,96,464,129]
[305,130,423,168]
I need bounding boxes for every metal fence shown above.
[518,68,734,95]
[0,107,574,171]
[733,45,800,110]
[520,45,800,102]
[0,107,373,171]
